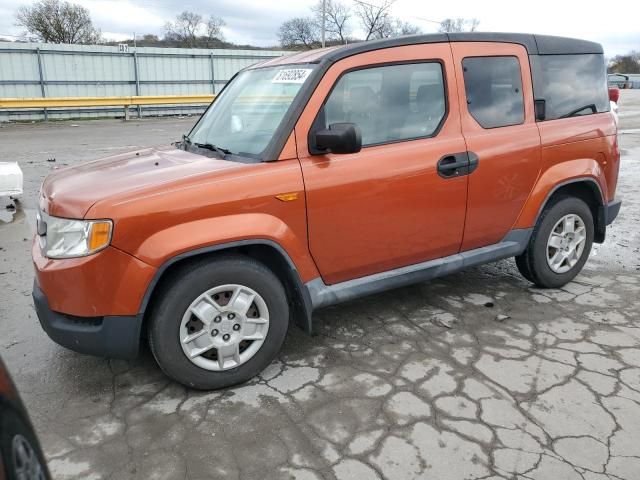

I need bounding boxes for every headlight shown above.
[37,211,113,259]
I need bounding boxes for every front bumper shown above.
[32,280,143,359]
[32,240,156,317]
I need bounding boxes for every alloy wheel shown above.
[546,213,587,274]
[179,284,269,371]
[12,434,45,480]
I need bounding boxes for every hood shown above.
[39,146,242,218]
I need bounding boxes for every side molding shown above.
[139,229,538,332]
[306,229,532,310]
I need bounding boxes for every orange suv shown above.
[32,33,621,389]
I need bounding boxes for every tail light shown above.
[609,87,620,103]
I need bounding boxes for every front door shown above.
[295,44,469,285]
[450,42,542,251]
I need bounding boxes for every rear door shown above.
[450,42,541,251]
[295,44,469,285]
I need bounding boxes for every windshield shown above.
[187,65,316,159]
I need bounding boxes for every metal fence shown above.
[0,42,289,121]
[608,73,640,89]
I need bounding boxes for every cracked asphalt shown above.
[1,91,639,480]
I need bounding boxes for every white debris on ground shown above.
[0,161,23,201]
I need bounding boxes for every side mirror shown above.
[314,123,362,154]
[534,99,546,121]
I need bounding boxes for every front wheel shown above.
[515,196,594,288]
[148,255,289,390]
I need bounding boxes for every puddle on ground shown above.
[0,210,15,223]
[0,197,19,224]
[0,198,34,230]
[0,201,36,248]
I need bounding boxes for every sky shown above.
[0,0,638,56]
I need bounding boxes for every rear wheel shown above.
[515,196,594,288]
[149,255,289,390]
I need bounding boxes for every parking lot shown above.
[1,91,639,480]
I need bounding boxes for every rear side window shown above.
[321,62,446,146]
[531,54,609,120]
[462,56,524,129]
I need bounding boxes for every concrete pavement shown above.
[1,93,639,480]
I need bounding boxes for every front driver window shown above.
[321,62,446,146]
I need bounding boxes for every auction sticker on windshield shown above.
[272,68,313,84]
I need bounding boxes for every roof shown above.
[253,32,603,69]
[257,46,342,67]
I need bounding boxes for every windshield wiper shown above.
[561,104,597,118]
[194,143,232,158]
[181,134,232,158]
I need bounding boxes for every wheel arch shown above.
[140,240,314,335]
[518,176,608,244]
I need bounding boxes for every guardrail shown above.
[0,94,216,120]
[0,43,288,121]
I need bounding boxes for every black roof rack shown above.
[321,32,602,64]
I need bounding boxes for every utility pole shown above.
[321,0,326,48]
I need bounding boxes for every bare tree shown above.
[278,0,419,48]
[467,18,480,32]
[312,0,351,44]
[439,17,480,33]
[278,17,319,49]
[15,0,101,44]
[370,17,420,39]
[609,51,640,74]
[205,15,225,46]
[439,18,462,33]
[163,12,225,48]
[353,0,396,41]
[393,19,421,36]
[164,11,203,48]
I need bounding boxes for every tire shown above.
[148,255,289,390]
[515,196,594,288]
[0,404,49,480]
[515,254,534,283]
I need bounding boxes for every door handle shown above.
[468,151,479,174]
[437,152,469,178]
[437,152,479,178]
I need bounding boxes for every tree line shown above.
[12,0,639,73]
[10,0,480,50]
[278,0,480,49]
[609,52,640,74]
[13,0,239,49]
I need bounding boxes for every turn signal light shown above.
[89,221,112,251]
[275,192,299,202]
